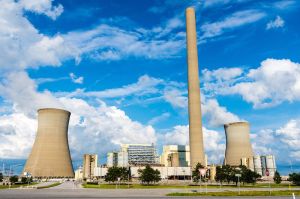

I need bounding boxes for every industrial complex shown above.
[17,7,277,183]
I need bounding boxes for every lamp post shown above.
[235,167,241,195]
[8,164,22,189]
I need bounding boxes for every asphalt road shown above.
[0,182,298,199]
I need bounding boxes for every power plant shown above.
[23,108,74,178]
[224,122,254,166]
[186,7,205,168]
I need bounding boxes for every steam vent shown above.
[23,108,74,178]
[224,122,254,166]
[186,7,205,167]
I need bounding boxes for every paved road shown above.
[0,182,298,198]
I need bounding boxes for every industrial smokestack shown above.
[23,108,74,178]
[224,122,254,166]
[186,7,205,167]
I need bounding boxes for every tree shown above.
[21,176,33,184]
[138,165,161,185]
[192,163,206,183]
[273,171,282,184]
[9,175,18,184]
[289,173,300,186]
[240,166,261,184]
[105,167,130,183]
[0,173,3,182]
[215,166,226,184]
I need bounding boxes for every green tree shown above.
[215,166,226,184]
[105,167,130,183]
[273,171,282,184]
[289,173,300,186]
[9,175,19,184]
[138,165,161,185]
[192,163,206,183]
[240,166,261,184]
[21,176,33,184]
[0,173,3,182]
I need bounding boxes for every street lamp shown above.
[235,167,241,195]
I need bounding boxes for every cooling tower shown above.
[224,122,254,166]
[23,108,74,178]
[186,7,205,167]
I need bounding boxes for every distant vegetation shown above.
[215,165,261,185]
[289,173,300,186]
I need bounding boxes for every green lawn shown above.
[0,182,38,189]
[167,190,300,197]
[83,183,299,189]
[37,182,61,189]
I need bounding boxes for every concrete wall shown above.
[23,108,74,178]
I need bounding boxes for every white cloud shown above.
[276,119,300,150]
[202,99,240,127]
[203,59,300,108]
[273,0,296,9]
[69,73,84,84]
[162,125,225,164]
[18,0,64,20]
[148,113,170,125]
[266,16,285,30]
[200,9,266,40]
[0,113,36,158]
[83,75,163,98]
[0,0,78,72]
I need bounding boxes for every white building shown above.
[160,145,190,167]
[253,155,276,177]
[107,152,118,167]
[94,166,191,179]
[112,144,158,166]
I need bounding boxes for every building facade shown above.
[83,154,98,179]
[107,152,118,167]
[160,145,190,167]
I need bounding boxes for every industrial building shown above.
[107,152,118,167]
[83,154,98,179]
[160,145,190,167]
[107,144,159,167]
[23,108,74,178]
[186,7,206,167]
[224,122,254,168]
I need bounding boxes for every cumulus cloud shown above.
[0,0,78,72]
[266,16,285,30]
[203,59,300,108]
[163,125,225,164]
[18,0,64,20]
[276,119,300,151]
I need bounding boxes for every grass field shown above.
[167,190,300,197]
[83,183,299,189]
[0,182,38,189]
[36,182,61,189]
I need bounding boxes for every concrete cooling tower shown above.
[224,122,254,166]
[23,108,74,178]
[186,7,205,168]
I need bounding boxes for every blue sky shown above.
[0,0,300,167]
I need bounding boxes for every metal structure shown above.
[224,122,254,166]
[118,144,158,166]
[186,7,205,168]
[23,108,74,178]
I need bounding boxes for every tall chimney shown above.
[186,7,205,168]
